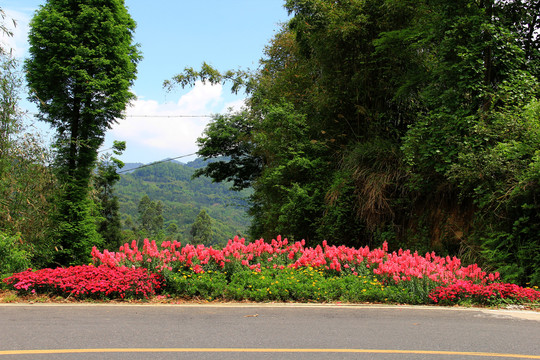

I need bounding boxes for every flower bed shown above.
[4,236,540,305]
[3,265,162,300]
[91,236,497,284]
[89,236,540,306]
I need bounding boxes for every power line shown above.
[124,114,213,118]
[28,112,214,118]
[117,153,197,174]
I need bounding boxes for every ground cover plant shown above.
[3,236,540,306]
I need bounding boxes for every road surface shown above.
[1,303,539,359]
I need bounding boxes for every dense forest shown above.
[169,0,540,286]
[1,1,540,286]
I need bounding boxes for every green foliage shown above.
[0,232,30,281]
[194,112,261,191]
[53,189,103,266]
[0,137,57,267]
[321,138,408,247]
[0,54,20,157]
[248,101,332,243]
[0,53,57,267]
[163,269,227,300]
[476,106,540,285]
[160,266,427,304]
[93,141,126,250]
[137,195,164,240]
[190,210,213,244]
[165,61,253,95]
[317,171,367,247]
[25,0,140,265]
[191,101,333,243]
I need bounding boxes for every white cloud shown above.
[177,81,223,113]
[109,81,240,163]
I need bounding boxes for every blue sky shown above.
[1,0,290,163]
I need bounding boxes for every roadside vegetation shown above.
[3,237,539,308]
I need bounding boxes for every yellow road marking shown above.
[0,348,539,358]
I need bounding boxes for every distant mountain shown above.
[115,159,251,247]
[184,156,229,169]
[120,162,144,173]
[183,157,206,169]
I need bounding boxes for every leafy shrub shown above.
[223,267,435,304]
[0,232,31,282]
[225,267,332,302]
[163,269,227,300]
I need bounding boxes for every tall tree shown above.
[190,209,213,245]
[137,195,164,240]
[25,0,141,265]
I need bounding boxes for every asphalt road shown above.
[1,304,539,360]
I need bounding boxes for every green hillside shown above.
[115,160,251,247]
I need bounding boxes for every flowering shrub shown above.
[91,236,498,286]
[429,280,540,305]
[3,265,163,300]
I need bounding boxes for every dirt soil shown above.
[1,289,539,312]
